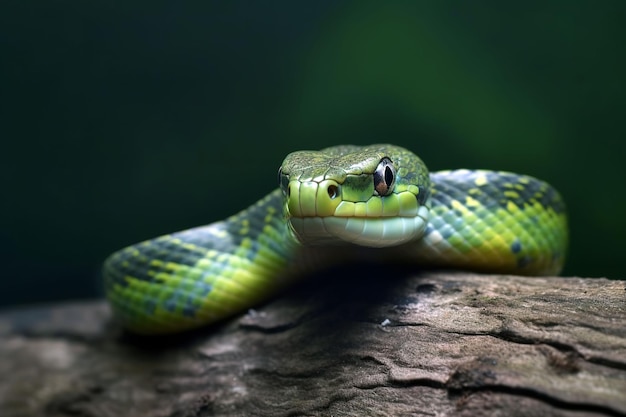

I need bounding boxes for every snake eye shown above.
[278,167,290,195]
[374,157,395,196]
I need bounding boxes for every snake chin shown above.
[288,205,430,248]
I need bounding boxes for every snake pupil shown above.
[384,166,393,187]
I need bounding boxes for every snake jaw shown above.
[284,178,430,247]
[287,206,430,247]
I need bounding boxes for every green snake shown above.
[103,144,568,334]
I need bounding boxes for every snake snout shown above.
[286,180,342,218]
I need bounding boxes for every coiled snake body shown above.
[104,144,568,334]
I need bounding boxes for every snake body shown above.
[104,144,568,334]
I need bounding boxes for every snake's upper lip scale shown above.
[286,181,422,219]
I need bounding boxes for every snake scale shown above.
[104,144,568,334]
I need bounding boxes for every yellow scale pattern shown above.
[412,170,567,275]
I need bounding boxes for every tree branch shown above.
[1,271,625,417]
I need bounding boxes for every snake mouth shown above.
[285,180,430,247]
[288,211,430,247]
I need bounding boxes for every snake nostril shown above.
[327,185,339,199]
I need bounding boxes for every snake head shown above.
[278,144,431,248]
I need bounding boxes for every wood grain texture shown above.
[1,270,625,417]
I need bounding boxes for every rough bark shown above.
[1,270,625,417]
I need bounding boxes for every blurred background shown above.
[1,1,624,308]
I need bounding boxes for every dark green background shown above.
[1,1,624,308]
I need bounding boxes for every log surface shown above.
[1,271,625,417]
